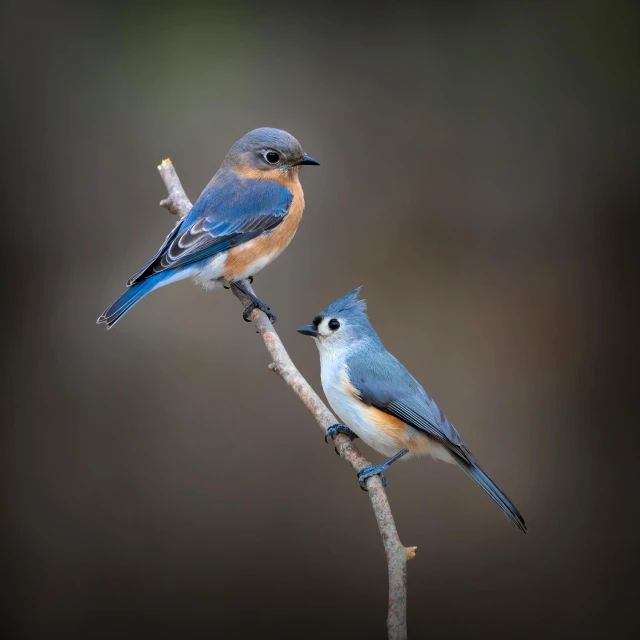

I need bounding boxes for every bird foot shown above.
[324,423,357,443]
[325,424,358,455]
[357,464,389,491]
[243,300,277,324]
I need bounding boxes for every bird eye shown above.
[328,319,340,330]
[264,151,280,164]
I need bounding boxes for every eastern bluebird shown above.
[297,288,527,533]
[97,127,319,328]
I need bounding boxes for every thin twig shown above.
[158,158,193,218]
[157,158,416,639]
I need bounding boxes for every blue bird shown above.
[297,288,527,533]
[97,128,319,328]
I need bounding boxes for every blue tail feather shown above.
[97,275,162,329]
[462,462,527,533]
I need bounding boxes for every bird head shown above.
[297,287,375,352]
[226,127,319,176]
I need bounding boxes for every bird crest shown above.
[321,286,367,318]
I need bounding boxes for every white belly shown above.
[190,253,227,290]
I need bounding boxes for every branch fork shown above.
[157,158,415,639]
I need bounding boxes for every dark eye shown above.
[328,319,340,330]
[264,151,280,164]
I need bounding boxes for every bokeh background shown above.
[1,0,638,638]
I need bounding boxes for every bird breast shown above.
[222,180,304,280]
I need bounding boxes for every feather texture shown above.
[128,172,293,285]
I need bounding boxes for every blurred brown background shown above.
[1,0,638,638]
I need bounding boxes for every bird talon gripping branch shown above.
[357,465,389,490]
[324,423,357,443]
[242,300,276,324]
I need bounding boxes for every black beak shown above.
[296,155,320,166]
[296,324,318,337]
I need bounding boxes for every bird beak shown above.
[295,155,320,166]
[296,324,318,337]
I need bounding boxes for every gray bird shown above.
[297,287,527,533]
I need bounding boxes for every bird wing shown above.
[127,174,293,286]
[347,348,473,463]
[348,345,527,532]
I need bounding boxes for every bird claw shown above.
[242,301,277,324]
[357,465,389,491]
[324,423,357,444]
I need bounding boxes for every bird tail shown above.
[97,275,161,329]
[461,461,527,533]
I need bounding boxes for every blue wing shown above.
[347,348,472,463]
[348,346,528,532]
[127,173,293,286]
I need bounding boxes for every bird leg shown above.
[232,279,277,323]
[357,449,409,491]
[224,276,253,290]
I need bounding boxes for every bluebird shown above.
[297,288,527,533]
[97,128,319,328]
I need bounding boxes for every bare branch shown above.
[158,158,192,218]
[157,158,415,639]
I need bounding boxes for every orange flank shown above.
[363,404,410,449]
[342,371,443,456]
[341,371,409,450]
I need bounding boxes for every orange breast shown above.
[223,176,305,279]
